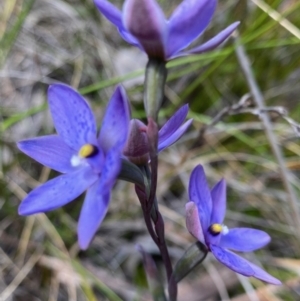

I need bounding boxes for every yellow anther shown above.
[79,144,97,158]
[209,223,223,235]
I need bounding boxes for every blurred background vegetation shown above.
[1,0,300,300]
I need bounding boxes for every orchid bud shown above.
[123,119,150,165]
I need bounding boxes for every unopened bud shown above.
[123,119,150,165]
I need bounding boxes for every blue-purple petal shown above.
[77,146,122,249]
[101,146,122,191]
[118,28,142,47]
[78,179,110,249]
[158,104,189,142]
[175,22,240,58]
[210,178,226,224]
[220,228,271,252]
[19,167,98,215]
[185,201,205,244]
[99,85,130,153]
[85,147,105,174]
[17,135,75,173]
[123,0,167,58]
[158,119,193,152]
[167,0,217,58]
[189,165,212,232]
[94,0,123,28]
[48,84,97,151]
[210,245,253,276]
[94,0,140,46]
[249,262,282,285]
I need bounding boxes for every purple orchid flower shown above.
[186,165,281,285]
[18,84,130,250]
[94,0,240,60]
[123,104,193,164]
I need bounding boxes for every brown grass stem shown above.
[234,34,300,240]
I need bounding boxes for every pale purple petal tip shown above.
[173,22,240,59]
[249,262,282,285]
[78,180,110,250]
[210,178,226,224]
[210,245,254,276]
[185,201,205,244]
[18,167,98,216]
[158,119,193,152]
[158,104,189,142]
[220,228,271,252]
[94,0,140,46]
[17,135,75,174]
[48,84,97,151]
[99,85,130,153]
[94,0,123,28]
[167,0,217,57]
[189,165,212,231]
[123,0,167,58]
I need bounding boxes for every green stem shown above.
[144,59,167,121]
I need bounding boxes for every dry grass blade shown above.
[234,33,300,241]
[236,274,260,301]
[0,170,69,254]
[0,250,42,301]
[274,257,300,275]
[39,255,80,301]
[204,260,230,301]
[0,0,17,39]
[16,215,35,266]
[251,0,300,40]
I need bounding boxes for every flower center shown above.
[208,223,229,236]
[79,144,99,158]
[70,144,103,169]
[209,223,222,235]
